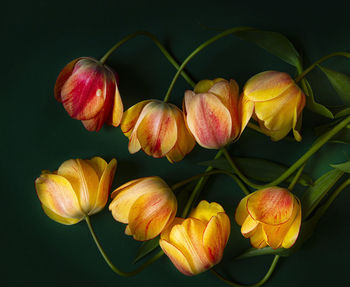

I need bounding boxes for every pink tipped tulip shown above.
[109,176,177,241]
[121,100,195,162]
[240,71,306,141]
[235,187,302,249]
[54,57,123,131]
[35,157,117,225]
[183,78,241,149]
[159,201,230,276]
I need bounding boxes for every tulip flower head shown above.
[55,57,123,131]
[35,157,117,225]
[235,187,301,249]
[121,100,195,162]
[109,176,177,241]
[240,71,306,141]
[183,78,241,149]
[159,200,230,276]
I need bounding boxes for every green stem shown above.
[287,164,305,191]
[162,26,253,102]
[211,255,280,287]
[99,31,195,87]
[85,216,163,276]
[181,150,223,217]
[295,52,350,83]
[223,115,350,189]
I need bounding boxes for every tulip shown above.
[159,200,230,276]
[240,71,306,141]
[183,78,241,149]
[54,57,123,131]
[109,176,177,241]
[121,100,195,162]
[35,157,117,225]
[235,186,302,249]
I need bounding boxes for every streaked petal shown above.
[189,200,225,224]
[41,204,82,225]
[282,199,302,248]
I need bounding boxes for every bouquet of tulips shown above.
[35,27,350,285]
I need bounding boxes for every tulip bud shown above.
[121,100,195,162]
[54,57,123,131]
[159,200,230,276]
[235,187,301,249]
[35,157,117,225]
[240,71,306,141]
[183,78,241,149]
[109,176,177,241]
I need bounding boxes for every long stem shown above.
[287,164,305,191]
[211,255,280,287]
[99,31,195,87]
[295,52,350,83]
[163,26,253,102]
[85,216,163,276]
[222,115,350,189]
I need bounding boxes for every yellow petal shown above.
[189,200,225,225]
[35,174,83,219]
[247,187,294,225]
[282,199,302,248]
[125,225,132,235]
[161,217,185,241]
[235,194,251,226]
[88,157,108,179]
[57,159,99,214]
[184,91,232,149]
[109,78,123,127]
[241,215,259,237]
[159,239,194,276]
[238,94,254,135]
[41,205,82,225]
[250,224,268,248]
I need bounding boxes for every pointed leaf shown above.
[234,30,301,67]
[315,121,350,144]
[319,65,350,105]
[335,107,350,118]
[331,161,350,173]
[134,236,160,263]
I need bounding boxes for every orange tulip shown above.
[235,187,302,249]
[121,100,195,162]
[55,57,123,131]
[35,157,117,225]
[240,71,306,141]
[183,78,241,149]
[109,176,177,241]
[159,201,230,276]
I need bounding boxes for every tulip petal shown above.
[57,159,99,214]
[189,200,225,224]
[247,187,294,225]
[159,239,194,276]
[235,194,250,226]
[35,174,82,219]
[137,103,178,158]
[184,91,232,149]
[250,224,268,249]
[241,215,259,237]
[244,71,293,102]
[203,213,230,263]
[161,218,185,241]
[239,95,254,135]
[41,204,82,225]
[107,70,123,127]
[88,157,108,179]
[282,200,302,248]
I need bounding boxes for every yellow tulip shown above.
[235,187,302,249]
[240,71,306,141]
[159,200,230,276]
[109,176,177,241]
[183,78,241,149]
[121,100,195,162]
[35,157,117,225]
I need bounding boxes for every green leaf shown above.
[302,169,343,219]
[133,237,160,263]
[335,107,350,119]
[315,120,350,144]
[331,161,350,173]
[234,29,301,67]
[319,65,350,105]
[303,79,334,119]
[200,157,313,186]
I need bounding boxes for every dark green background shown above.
[3,0,350,286]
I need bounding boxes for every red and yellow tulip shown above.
[235,187,302,249]
[159,200,230,276]
[35,157,117,225]
[55,57,123,131]
[240,71,306,141]
[109,176,177,241]
[121,100,195,162]
[183,78,241,149]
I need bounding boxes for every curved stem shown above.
[163,26,253,102]
[99,30,195,87]
[287,164,305,191]
[222,115,350,189]
[211,255,280,287]
[295,51,350,83]
[85,216,163,276]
